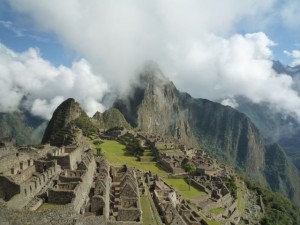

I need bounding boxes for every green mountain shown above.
[92,107,132,130]
[114,64,300,203]
[42,98,97,146]
[236,97,300,172]
[0,111,45,145]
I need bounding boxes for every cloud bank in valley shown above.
[3,0,300,121]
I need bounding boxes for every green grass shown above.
[162,178,207,200]
[141,195,160,225]
[206,219,221,225]
[38,203,60,210]
[99,140,168,174]
[236,178,246,213]
[140,196,153,224]
[209,207,225,215]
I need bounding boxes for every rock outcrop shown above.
[92,108,131,130]
[0,111,45,145]
[42,98,96,146]
[114,63,300,203]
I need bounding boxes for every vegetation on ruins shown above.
[244,177,300,225]
[71,114,98,137]
[92,107,132,130]
[0,112,44,145]
[118,132,144,156]
[183,163,196,174]
[225,176,237,199]
[99,140,167,174]
[209,207,225,215]
[162,178,207,200]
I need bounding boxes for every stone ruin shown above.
[159,153,186,174]
[191,175,241,224]
[0,144,95,213]
[150,177,208,225]
[109,165,142,223]
[82,160,144,225]
[48,148,95,213]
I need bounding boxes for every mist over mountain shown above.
[1,1,300,126]
[0,111,45,145]
[231,62,300,172]
[112,65,300,203]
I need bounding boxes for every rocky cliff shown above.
[0,111,45,145]
[92,108,131,130]
[114,64,300,203]
[114,63,197,147]
[42,98,96,146]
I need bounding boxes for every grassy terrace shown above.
[140,191,163,225]
[38,203,60,210]
[209,207,225,215]
[97,140,207,199]
[236,177,247,213]
[91,139,220,225]
[98,140,168,175]
[162,178,207,200]
[140,196,156,224]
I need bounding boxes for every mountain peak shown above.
[139,61,170,88]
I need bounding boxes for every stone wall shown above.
[0,176,20,201]
[48,190,75,204]
[69,147,83,170]
[107,221,142,225]
[35,160,55,173]
[91,195,105,215]
[48,146,82,170]
[71,151,96,213]
[190,179,209,194]
[49,154,71,170]
[0,200,82,225]
[118,208,141,221]
[7,164,61,209]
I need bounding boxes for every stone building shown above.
[47,145,82,170]
[90,157,111,218]
[151,178,208,225]
[0,156,61,209]
[48,148,96,213]
[109,165,142,223]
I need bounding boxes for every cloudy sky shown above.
[1,0,300,120]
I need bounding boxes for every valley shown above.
[0,68,300,225]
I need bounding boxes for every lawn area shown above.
[206,219,221,225]
[209,207,225,215]
[162,178,207,200]
[236,178,246,213]
[99,140,168,175]
[140,195,161,225]
[38,203,60,210]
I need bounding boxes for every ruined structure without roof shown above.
[0,130,241,225]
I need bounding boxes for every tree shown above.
[183,163,196,173]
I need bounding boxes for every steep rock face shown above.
[183,97,265,178]
[114,64,300,202]
[265,144,300,203]
[236,96,300,172]
[0,112,45,145]
[115,64,197,147]
[92,108,132,129]
[42,98,96,146]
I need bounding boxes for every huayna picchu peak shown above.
[1,67,300,225]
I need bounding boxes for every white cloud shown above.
[8,0,277,93]
[284,50,300,67]
[5,0,300,122]
[221,98,239,108]
[0,43,108,119]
